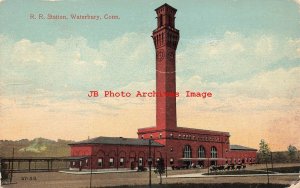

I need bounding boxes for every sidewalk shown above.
[59,169,136,175]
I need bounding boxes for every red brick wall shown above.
[71,145,92,156]
[225,150,257,164]
[70,128,256,169]
[71,144,164,169]
[70,142,257,169]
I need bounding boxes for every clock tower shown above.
[152,4,179,130]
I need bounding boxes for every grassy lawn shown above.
[268,166,300,173]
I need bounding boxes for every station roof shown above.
[230,145,257,151]
[69,136,163,147]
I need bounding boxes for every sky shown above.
[0,0,299,151]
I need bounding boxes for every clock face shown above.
[156,50,164,62]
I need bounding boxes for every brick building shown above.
[69,4,257,170]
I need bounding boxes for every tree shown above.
[287,145,298,161]
[259,139,271,161]
[259,139,271,184]
[154,158,165,184]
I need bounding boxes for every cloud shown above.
[220,67,300,99]
[96,33,154,83]
[177,32,300,82]
[85,65,300,115]
[1,31,299,150]
[2,31,299,98]
[2,35,108,66]
[3,38,104,92]
[12,39,48,63]
[179,66,300,96]
[1,33,153,95]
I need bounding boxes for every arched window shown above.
[211,146,217,158]
[159,15,163,27]
[183,145,192,158]
[198,146,205,158]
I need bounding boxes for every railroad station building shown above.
[69,4,257,170]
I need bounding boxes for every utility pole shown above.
[265,156,270,186]
[10,148,14,184]
[148,139,152,188]
[89,154,93,188]
[207,158,210,175]
[165,152,168,178]
[266,159,269,185]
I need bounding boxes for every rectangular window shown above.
[109,158,114,167]
[98,158,103,167]
[86,159,89,166]
[120,158,124,167]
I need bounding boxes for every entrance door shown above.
[130,158,135,170]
